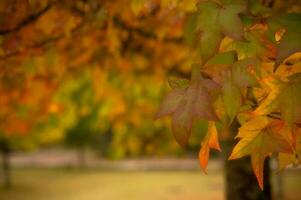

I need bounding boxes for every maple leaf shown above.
[254,73,301,127]
[229,116,293,189]
[268,13,301,70]
[202,51,238,84]
[231,58,259,88]
[252,76,283,116]
[222,71,242,121]
[206,51,238,66]
[279,74,301,126]
[219,58,258,121]
[278,127,301,170]
[156,88,186,119]
[156,77,220,146]
[196,1,223,62]
[219,4,246,41]
[196,1,246,62]
[227,23,277,61]
[275,31,301,70]
[202,53,258,122]
[199,121,221,172]
[184,13,198,45]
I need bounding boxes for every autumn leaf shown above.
[222,71,242,121]
[196,1,223,62]
[275,31,301,70]
[202,51,238,83]
[206,51,238,66]
[184,13,198,45]
[278,127,301,170]
[254,73,301,127]
[131,0,145,15]
[196,1,246,62]
[156,77,220,146]
[227,23,277,61]
[156,88,186,119]
[199,121,221,172]
[253,76,283,116]
[205,56,258,122]
[268,13,301,70]
[218,4,246,41]
[229,116,293,189]
[231,58,259,87]
[279,74,301,127]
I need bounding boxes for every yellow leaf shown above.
[253,76,284,116]
[229,116,292,189]
[278,128,301,170]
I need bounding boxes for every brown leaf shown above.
[156,78,219,146]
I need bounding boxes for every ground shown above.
[0,168,300,200]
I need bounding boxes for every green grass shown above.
[0,168,300,200]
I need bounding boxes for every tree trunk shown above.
[1,148,11,189]
[224,119,272,200]
[275,171,284,200]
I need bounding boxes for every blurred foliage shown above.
[0,0,206,158]
[1,0,299,165]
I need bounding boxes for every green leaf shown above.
[195,1,246,63]
[247,0,271,17]
[218,4,246,41]
[206,51,238,66]
[222,72,242,121]
[184,13,198,45]
[196,1,223,62]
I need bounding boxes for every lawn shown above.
[0,168,300,200]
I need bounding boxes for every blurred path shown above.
[10,149,222,170]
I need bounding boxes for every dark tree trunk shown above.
[223,119,272,200]
[275,171,284,200]
[1,148,11,189]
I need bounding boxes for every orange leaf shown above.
[199,122,221,172]
[251,154,265,190]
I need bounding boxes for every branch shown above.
[113,16,183,43]
[0,4,52,35]
[0,21,86,60]
[266,113,301,127]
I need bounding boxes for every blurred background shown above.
[0,0,300,199]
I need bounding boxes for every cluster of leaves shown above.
[156,0,301,189]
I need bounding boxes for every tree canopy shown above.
[0,0,300,191]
